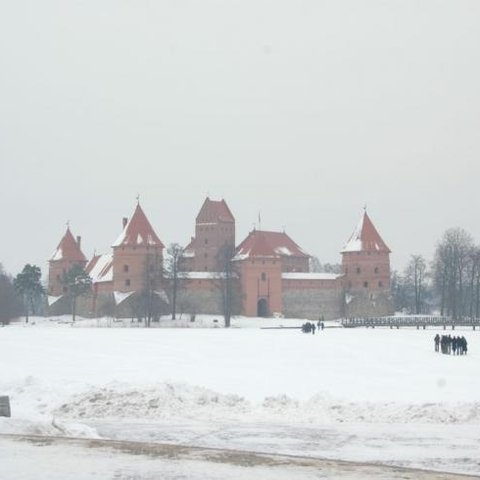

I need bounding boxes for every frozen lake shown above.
[1,323,479,477]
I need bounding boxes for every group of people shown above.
[301,320,325,335]
[434,334,468,355]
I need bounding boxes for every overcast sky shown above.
[1,0,479,277]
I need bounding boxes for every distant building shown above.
[47,199,393,319]
[48,227,87,298]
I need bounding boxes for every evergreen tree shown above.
[62,264,92,322]
[14,264,44,323]
[0,264,22,325]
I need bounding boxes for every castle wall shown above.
[112,246,163,293]
[282,278,344,320]
[48,259,87,296]
[344,289,394,318]
[177,278,242,316]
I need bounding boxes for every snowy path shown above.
[1,434,478,480]
[91,420,480,476]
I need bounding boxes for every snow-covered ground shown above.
[1,318,479,478]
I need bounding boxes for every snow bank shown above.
[54,382,480,425]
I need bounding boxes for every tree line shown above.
[392,227,480,318]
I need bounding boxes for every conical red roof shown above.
[196,197,234,223]
[342,211,390,253]
[112,203,164,248]
[50,227,87,262]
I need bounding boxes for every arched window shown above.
[363,281,368,288]
[261,272,266,281]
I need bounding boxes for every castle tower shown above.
[183,197,235,272]
[112,202,164,293]
[48,227,87,296]
[233,229,309,317]
[341,210,393,317]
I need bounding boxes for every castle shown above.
[47,198,393,320]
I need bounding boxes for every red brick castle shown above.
[48,198,393,319]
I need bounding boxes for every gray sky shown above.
[1,0,479,277]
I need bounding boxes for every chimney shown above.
[122,217,128,228]
[76,236,81,248]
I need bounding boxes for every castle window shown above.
[261,272,266,281]
[345,268,348,274]
[56,274,61,281]
[123,265,129,273]
[205,238,208,244]
[356,267,361,274]
[63,286,68,293]
[378,281,383,288]
[204,266,208,271]
[125,279,131,287]
[363,281,368,288]
[374,267,379,274]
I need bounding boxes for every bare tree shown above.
[310,256,342,273]
[467,246,480,318]
[214,244,240,328]
[390,270,409,313]
[164,243,185,320]
[132,252,167,327]
[404,255,428,314]
[433,228,474,319]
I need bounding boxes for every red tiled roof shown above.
[112,203,164,248]
[342,211,391,253]
[86,253,113,283]
[234,230,309,260]
[196,197,234,224]
[50,228,87,263]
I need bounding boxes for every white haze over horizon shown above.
[1,0,479,276]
